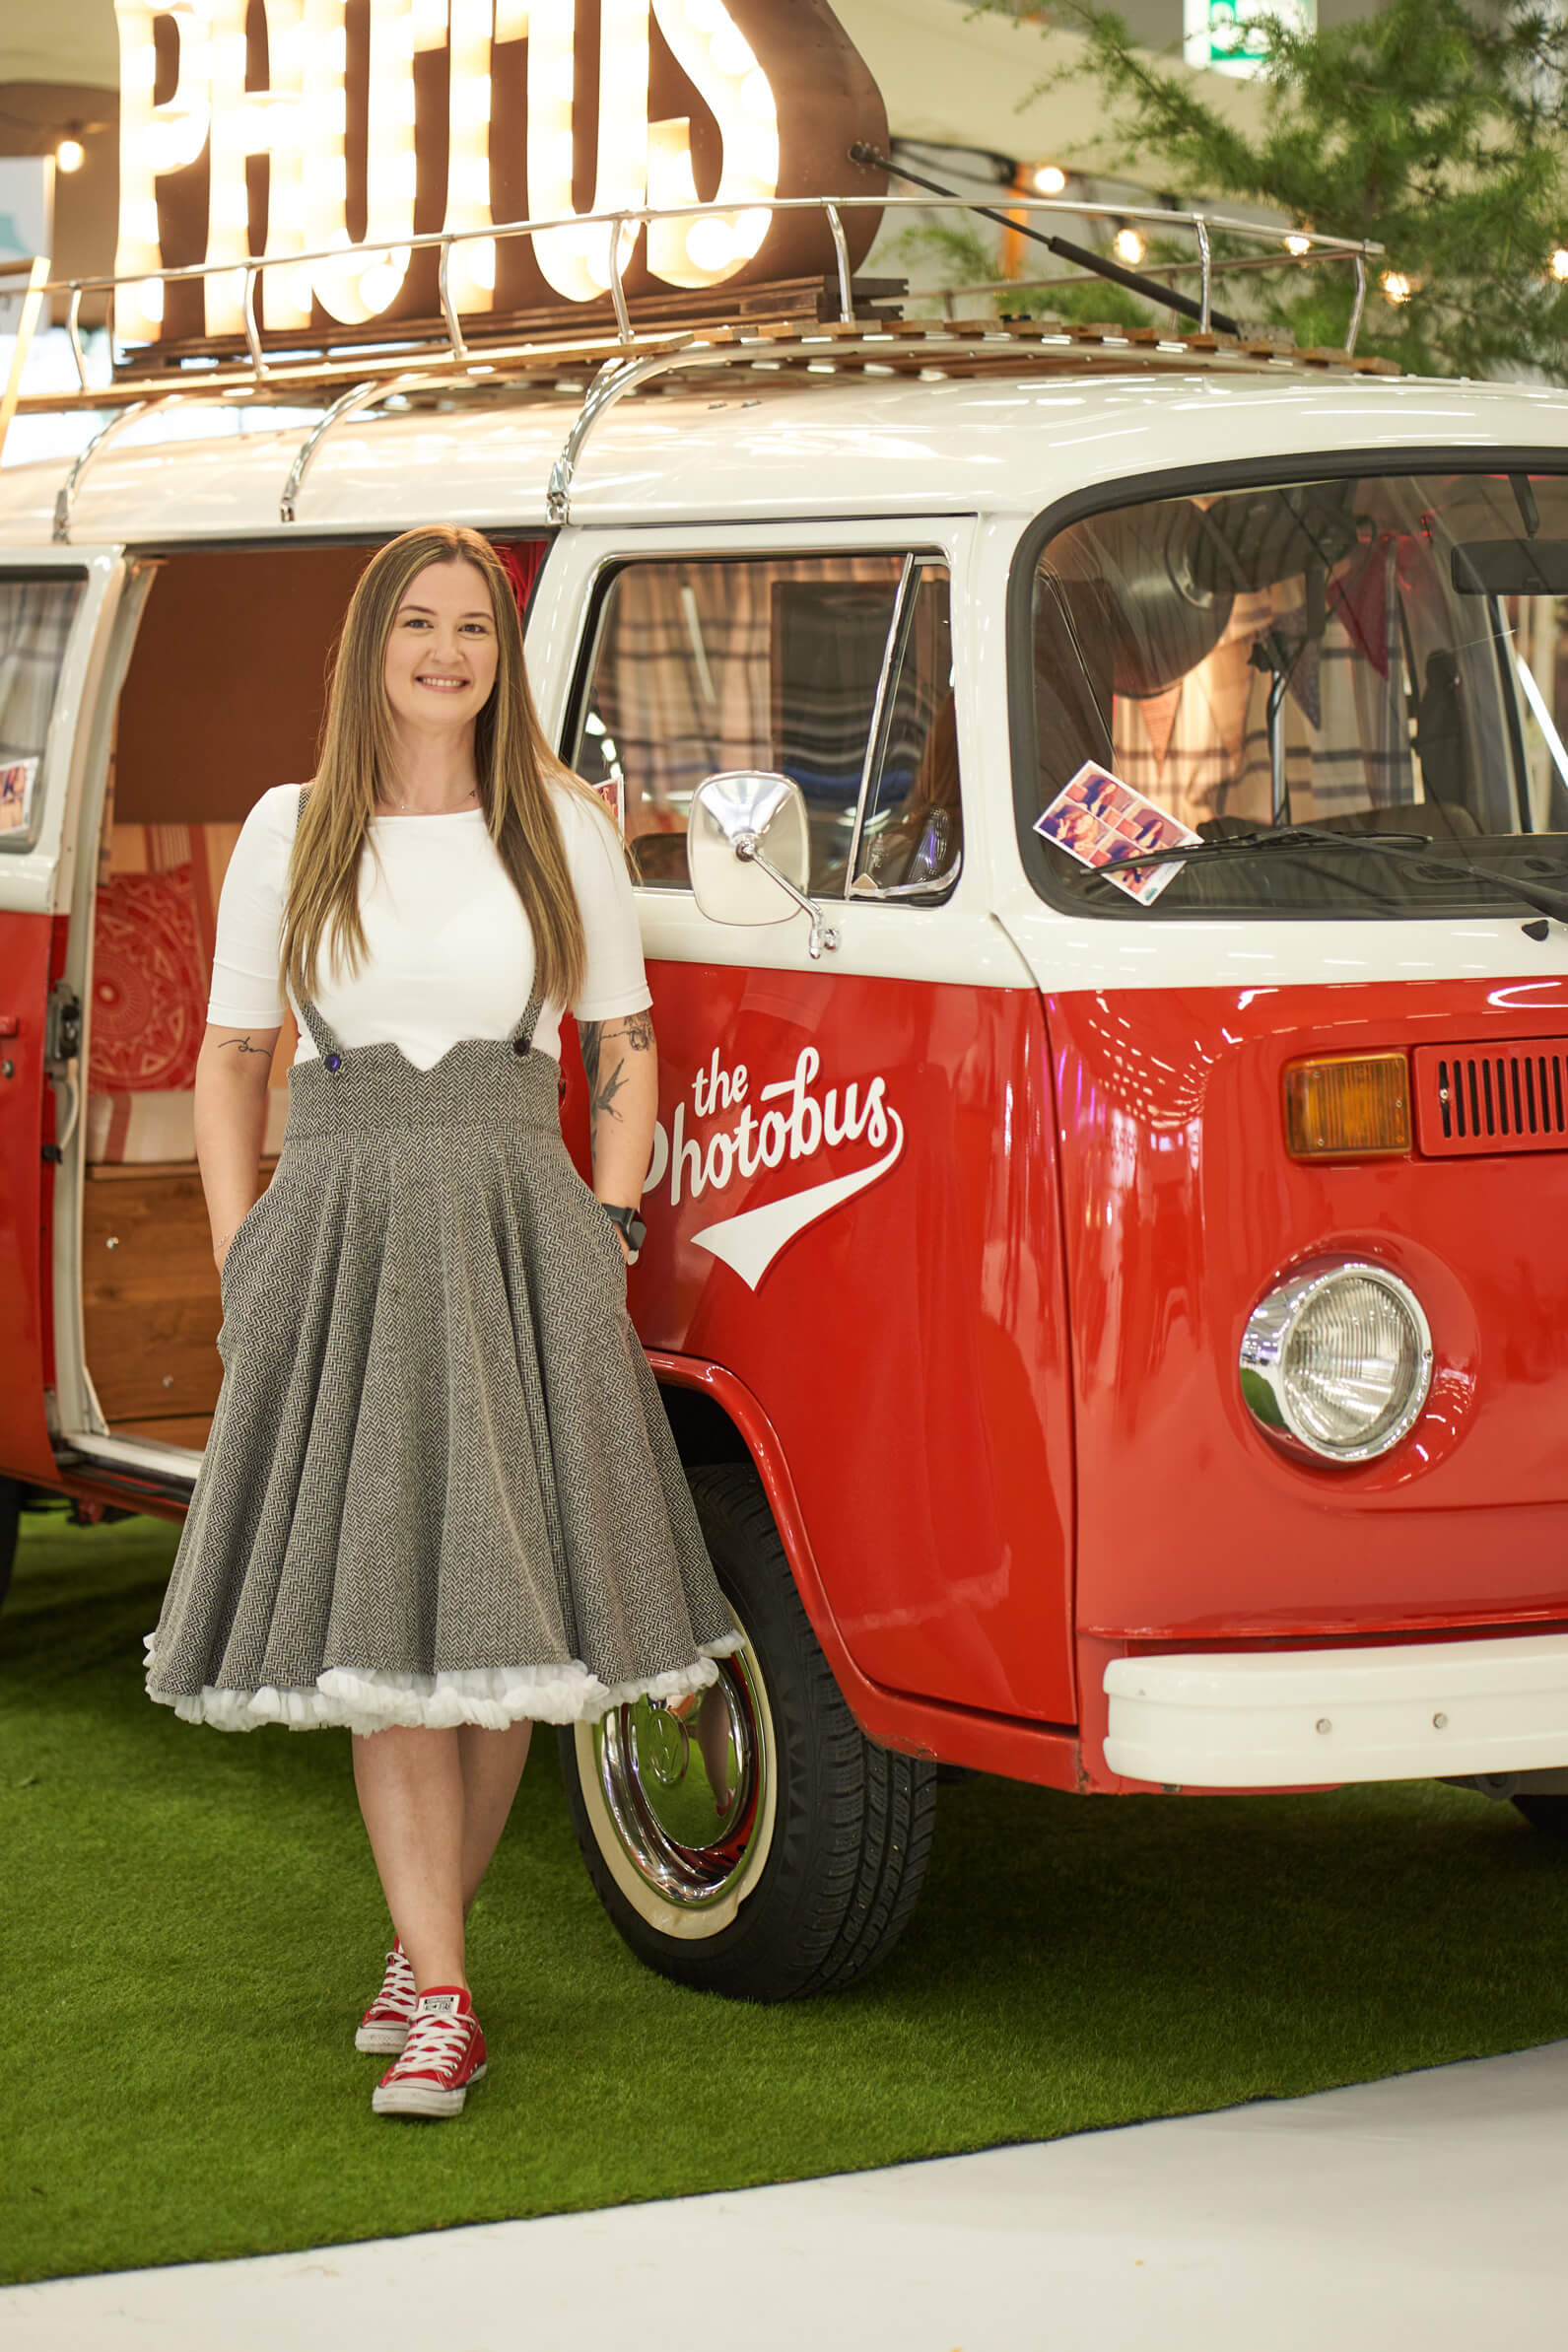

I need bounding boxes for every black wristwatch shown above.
[600,1202,647,1261]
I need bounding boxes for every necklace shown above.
[376,784,481,815]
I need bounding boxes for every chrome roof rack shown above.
[6,188,1392,531]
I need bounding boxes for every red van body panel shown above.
[1049,977,1568,1683]
[559,959,1080,1729]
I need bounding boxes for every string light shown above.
[1550,248,1568,283]
[1382,269,1412,306]
[1284,231,1312,256]
[55,137,86,173]
[1032,163,1067,196]
[1114,226,1145,266]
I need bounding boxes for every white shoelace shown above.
[396,2004,472,2078]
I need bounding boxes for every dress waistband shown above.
[280,1034,565,1141]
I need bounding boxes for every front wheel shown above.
[1512,1794,1568,1839]
[559,1462,938,2001]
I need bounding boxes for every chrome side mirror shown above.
[688,770,841,958]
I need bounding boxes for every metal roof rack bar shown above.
[53,392,183,541]
[5,189,1382,413]
[548,337,701,524]
[280,371,443,524]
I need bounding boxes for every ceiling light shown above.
[55,136,86,173]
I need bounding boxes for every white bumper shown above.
[1103,1633,1568,1789]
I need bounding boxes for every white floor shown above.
[8,2041,1568,2350]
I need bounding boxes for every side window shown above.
[570,553,962,898]
[0,575,87,846]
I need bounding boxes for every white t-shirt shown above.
[206,781,651,1068]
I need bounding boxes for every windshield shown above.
[1015,465,1568,919]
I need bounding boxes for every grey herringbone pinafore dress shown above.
[145,785,743,1735]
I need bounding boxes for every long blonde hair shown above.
[278,523,614,1022]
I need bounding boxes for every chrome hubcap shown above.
[592,1622,772,1917]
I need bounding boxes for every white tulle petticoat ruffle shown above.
[142,1628,748,1734]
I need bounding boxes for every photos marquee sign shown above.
[113,0,888,348]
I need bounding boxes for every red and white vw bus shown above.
[6,320,1568,2000]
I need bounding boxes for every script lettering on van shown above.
[645,1046,905,1290]
[112,0,887,349]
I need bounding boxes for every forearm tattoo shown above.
[579,1012,654,1125]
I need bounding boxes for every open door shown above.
[0,549,134,1489]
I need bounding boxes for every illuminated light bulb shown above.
[128,197,161,245]
[359,259,403,311]
[682,0,723,26]
[325,26,347,70]
[413,0,447,44]
[1032,163,1066,195]
[452,70,491,125]
[734,205,771,257]
[135,275,165,323]
[213,184,250,231]
[493,0,526,35]
[55,136,86,173]
[548,129,576,177]
[1285,231,1312,255]
[686,216,736,272]
[1114,227,1145,266]
[1382,269,1412,305]
[709,22,754,73]
[289,265,314,311]
[739,68,774,122]
[460,237,497,291]
[1550,248,1568,282]
[450,155,491,206]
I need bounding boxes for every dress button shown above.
[325,1053,341,1072]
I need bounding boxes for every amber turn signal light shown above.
[1283,1053,1411,1159]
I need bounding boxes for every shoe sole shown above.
[372,2061,487,2118]
[356,2021,411,2053]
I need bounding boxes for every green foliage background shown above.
[961,0,1568,379]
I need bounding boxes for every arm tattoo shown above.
[219,1033,270,1058]
[579,1011,654,1124]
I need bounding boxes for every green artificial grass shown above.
[8,1500,1568,2287]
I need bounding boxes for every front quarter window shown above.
[1014,466,1568,920]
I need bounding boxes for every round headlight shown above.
[1239,1261,1433,1463]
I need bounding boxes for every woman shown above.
[145,524,743,2120]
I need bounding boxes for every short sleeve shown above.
[556,784,652,1023]
[206,785,296,1028]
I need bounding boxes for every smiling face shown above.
[381,558,500,735]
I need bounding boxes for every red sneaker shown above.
[356,1938,416,2054]
[372,1986,488,2118]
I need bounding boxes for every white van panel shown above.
[6,371,1568,551]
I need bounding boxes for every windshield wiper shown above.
[1098,820,1568,926]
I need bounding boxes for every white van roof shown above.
[5,368,1568,547]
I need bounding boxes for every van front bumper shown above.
[1103,1633,1568,1788]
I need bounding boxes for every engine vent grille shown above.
[1413,1038,1568,1156]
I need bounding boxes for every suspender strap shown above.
[290,783,348,1067]
[510,978,547,1056]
